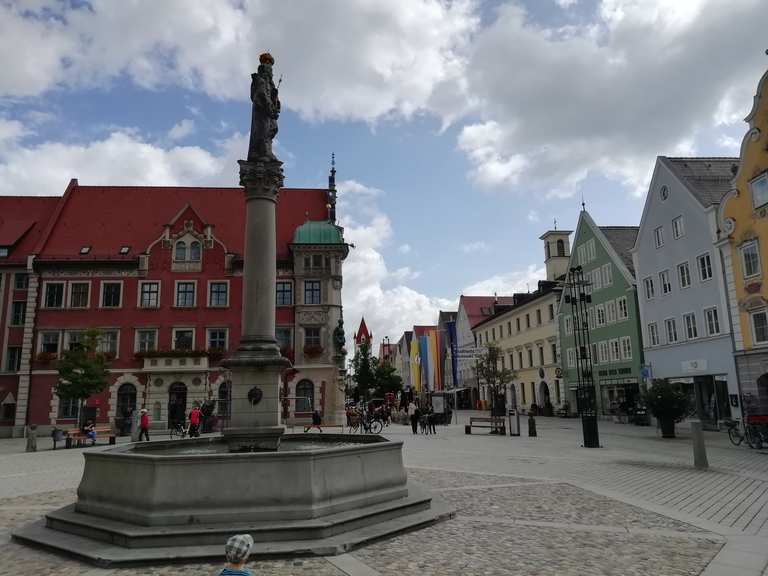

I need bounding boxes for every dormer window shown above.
[750,172,768,210]
[0,247,8,258]
[80,246,91,255]
[174,241,187,261]
[190,241,201,262]
[119,246,130,255]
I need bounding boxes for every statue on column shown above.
[247,52,281,162]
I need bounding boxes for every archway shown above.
[168,382,187,428]
[217,380,231,423]
[116,383,137,435]
[539,381,552,416]
[756,373,768,413]
[295,380,314,414]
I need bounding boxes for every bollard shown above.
[528,413,537,437]
[25,425,38,453]
[690,420,708,470]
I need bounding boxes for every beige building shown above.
[471,230,571,413]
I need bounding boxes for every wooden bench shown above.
[465,416,505,435]
[65,426,114,447]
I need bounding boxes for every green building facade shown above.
[558,211,644,417]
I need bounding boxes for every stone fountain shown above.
[12,54,451,566]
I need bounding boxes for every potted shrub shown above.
[643,380,689,438]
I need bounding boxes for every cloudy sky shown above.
[1,0,766,348]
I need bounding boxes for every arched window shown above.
[218,381,231,420]
[556,239,566,257]
[295,380,314,413]
[174,241,187,261]
[545,242,551,259]
[116,383,137,417]
[189,241,201,262]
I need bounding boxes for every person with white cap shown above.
[219,533,254,575]
[138,408,150,442]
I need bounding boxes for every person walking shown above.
[304,410,323,433]
[408,401,418,434]
[428,406,437,434]
[218,533,254,575]
[189,404,201,437]
[138,408,150,442]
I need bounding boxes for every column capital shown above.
[238,159,284,200]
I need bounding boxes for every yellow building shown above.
[718,65,768,414]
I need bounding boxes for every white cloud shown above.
[460,241,490,254]
[555,0,579,7]
[463,265,546,296]
[0,0,478,123]
[168,119,196,141]
[398,244,412,254]
[527,210,540,222]
[717,133,741,153]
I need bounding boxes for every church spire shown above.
[328,153,337,222]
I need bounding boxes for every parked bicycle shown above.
[724,416,768,449]
[169,421,189,440]
[347,410,383,435]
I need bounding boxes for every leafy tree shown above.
[373,360,403,399]
[352,339,376,402]
[56,329,111,427]
[474,345,516,428]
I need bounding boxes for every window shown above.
[68,282,89,308]
[648,323,659,346]
[741,241,761,278]
[587,239,596,262]
[176,281,196,307]
[602,263,613,286]
[6,346,21,372]
[66,331,84,350]
[566,348,576,368]
[548,304,554,321]
[617,296,628,320]
[209,282,229,307]
[10,301,25,326]
[305,327,321,348]
[751,310,768,344]
[101,282,122,308]
[659,270,672,295]
[14,273,28,290]
[705,307,721,336]
[58,397,79,420]
[683,313,698,340]
[596,304,606,327]
[697,253,713,281]
[276,327,292,350]
[521,383,526,405]
[654,226,664,248]
[749,172,768,209]
[295,380,314,413]
[620,336,632,360]
[644,277,655,300]
[591,342,599,364]
[564,316,573,335]
[139,281,160,308]
[606,300,617,324]
[527,348,533,367]
[43,282,64,308]
[173,329,194,351]
[207,328,227,350]
[660,185,669,200]
[665,318,678,344]
[610,339,621,362]
[40,331,60,354]
[136,329,157,353]
[538,346,544,366]
[550,343,557,364]
[526,314,531,329]
[507,321,512,335]
[672,216,685,239]
[592,268,602,291]
[304,280,321,305]
[97,331,118,355]
[79,246,91,255]
[599,341,609,364]
[588,307,595,330]
[174,241,187,261]
[518,351,523,370]
[536,309,542,325]
[516,318,521,332]
[492,328,496,341]
[276,282,293,306]
[577,245,586,265]
[119,245,130,255]
[189,241,201,262]
[477,333,482,345]
[678,262,691,289]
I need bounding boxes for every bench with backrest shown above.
[65,425,114,447]
[465,416,505,435]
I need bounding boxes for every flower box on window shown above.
[34,352,57,365]
[303,345,324,357]
[206,348,226,363]
[134,349,208,360]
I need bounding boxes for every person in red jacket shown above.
[189,405,202,438]
[139,408,150,442]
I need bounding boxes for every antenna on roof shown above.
[581,192,586,212]
[554,218,558,230]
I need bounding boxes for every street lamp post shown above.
[564,265,600,448]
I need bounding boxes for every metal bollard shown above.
[528,414,537,437]
[690,420,708,470]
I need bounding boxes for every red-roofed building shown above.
[353,317,372,353]
[0,174,349,436]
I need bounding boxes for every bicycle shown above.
[169,421,189,440]
[347,412,383,435]
[724,419,745,446]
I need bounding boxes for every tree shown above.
[373,360,403,399]
[352,339,376,402]
[56,329,111,427]
[474,345,516,429]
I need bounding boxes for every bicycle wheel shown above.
[369,420,383,434]
[170,426,180,440]
[728,426,744,446]
[746,425,763,449]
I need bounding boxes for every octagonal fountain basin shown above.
[13,433,453,566]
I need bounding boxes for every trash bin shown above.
[51,428,65,450]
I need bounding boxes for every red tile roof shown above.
[34,181,329,260]
[459,295,516,328]
[354,317,372,344]
[0,196,59,265]
[412,325,436,338]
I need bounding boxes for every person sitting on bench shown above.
[83,420,96,446]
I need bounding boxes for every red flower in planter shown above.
[303,345,324,357]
